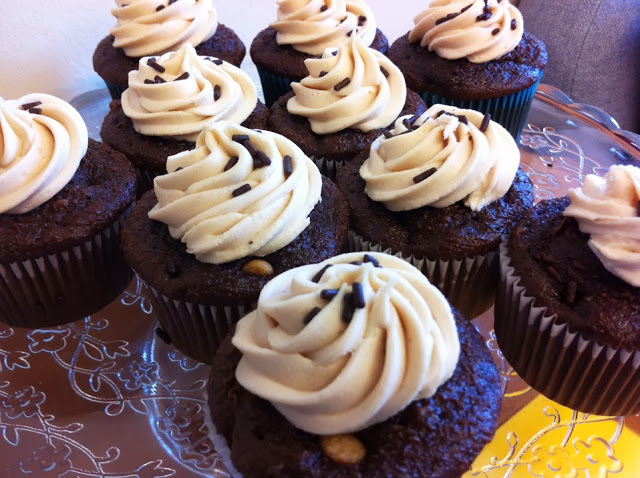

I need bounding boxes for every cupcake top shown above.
[271,0,377,55]
[121,44,257,141]
[0,94,88,215]
[232,251,460,435]
[563,165,640,287]
[287,35,406,134]
[408,0,524,63]
[148,121,322,264]
[360,104,519,212]
[110,0,218,58]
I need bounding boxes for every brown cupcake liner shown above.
[141,280,255,365]
[348,231,497,319]
[0,206,134,328]
[134,167,158,197]
[311,156,346,181]
[494,241,640,416]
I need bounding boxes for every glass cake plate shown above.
[0,85,639,478]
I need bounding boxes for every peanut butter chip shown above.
[242,259,274,276]
[321,434,366,465]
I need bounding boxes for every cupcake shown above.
[121,121,349,363]
[0,93,137,328]
[337,104,534,318]
[495,165,640,416]
[100,43,269,193]
[250,0,389,106]
[93,0,246,99]
[207,251,502,477]
[387,0,547,139]
[268,34,426,179]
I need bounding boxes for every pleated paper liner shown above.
[0,207,134,328]
[311,156,347,181]
[348,231,498,319]
[494,241,640,417]
[134,167,158,197]
[203,390,242,478]
[256,67,296,107]
[419,76,542,140]
[103,81,126,100]
[140,279,255,365]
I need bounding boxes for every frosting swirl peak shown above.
[0,94,88,215]
[121,44,257,141]
[148,122,322,264]
[409,0,524,63]
[271,0,377,55]
[563,165,640,287]
[232,252,460,435]
[287,35,406,134]
[360,104,519,211]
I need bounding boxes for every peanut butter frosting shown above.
[110,0,218,58]
[271,0,377,55]
[232,252,460,435]
[563,165,640,287]
[360,104,519,212]
[409,0,524,63]
[287,35,406,134]
[121,44,257,141]
[148,121,322,264]
[0,94,88,215]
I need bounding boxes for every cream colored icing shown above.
[287,35,406,134]
[563,165,640,287]
[232,251,460,435]
[360,104,519,212]
[148,121,322,264]
[121,44,257,141]
[0,94,88,215]
[110,0,218,57]
[409,0,524,63]
[271,0,377,55]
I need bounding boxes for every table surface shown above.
[1,85,639,478]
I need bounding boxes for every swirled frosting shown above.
[271,0,376,55]
[232,251,460,435]
[360,104,519,212]
[0,94,88,215]
[148,121,322,264]
[563,165,640,287]
[121,44,257,141]
[110,0,218,57]
[409,0,524,63]
[287,35,406,134]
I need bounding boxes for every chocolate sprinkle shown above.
[511,19,517,30]
[637,200,640,217]
[363,254,380,267]
[154,75,166,83]
[413,167,438,184]
[232,184,251,197]
[243,140,258,157]
[321,289,339,301]
[28,107,42,115]
[350,261,362,266]
[224,156,239,172]
[144,79,155,84]
[352,282,365,309]
[334,77,351,91]
[358,15,366,26]
[232,134,250,143]
[380,66,389,78]
[147,58,165,73]
[174,72,190,81]
[435,12,460,25]
[156,5,165,11]
[254,151,272,169]
[320,5,327,12]
[461,4,473,13]
[492,28,500,36]
[214,84,221,101]
[403,112,421,129]
[169,0,177,4]
[319,71,328,77]
[480,113,491,132]
[331,50,338,56]
[347,30,354,37]
[21,101,42,110]
[283,155,292,177]
[312,264,333,283]
[476,12,491,21]
[436,110,468,124]
[342,293,355,323]
[155,327,171,344]
[383,130,394,139]
[303,307,322,325]
[566,280,578,305]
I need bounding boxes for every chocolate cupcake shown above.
[93,0,245,99]
[100,43,268,193]
[250,0,389,106]
[268,34,426,179]
[207,252,501,477]
[387,0,547,139]
[0,94,136,328]
[495,165,640,416]
[121,121,349,363]
[337,104,534,318]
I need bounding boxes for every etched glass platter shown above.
[1,85,639,477]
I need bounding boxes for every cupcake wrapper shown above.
[141,280,255,364]
[135,167,158,196]
[348,231,497,319]
[0,207,134,328]
[202,390,242,478]
[419,76,542,139]
[256,67,296,107]
[494,241,640,416]
[103,81,127,100]
[311,156,346,181]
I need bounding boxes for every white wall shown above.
[0,0,423,102]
